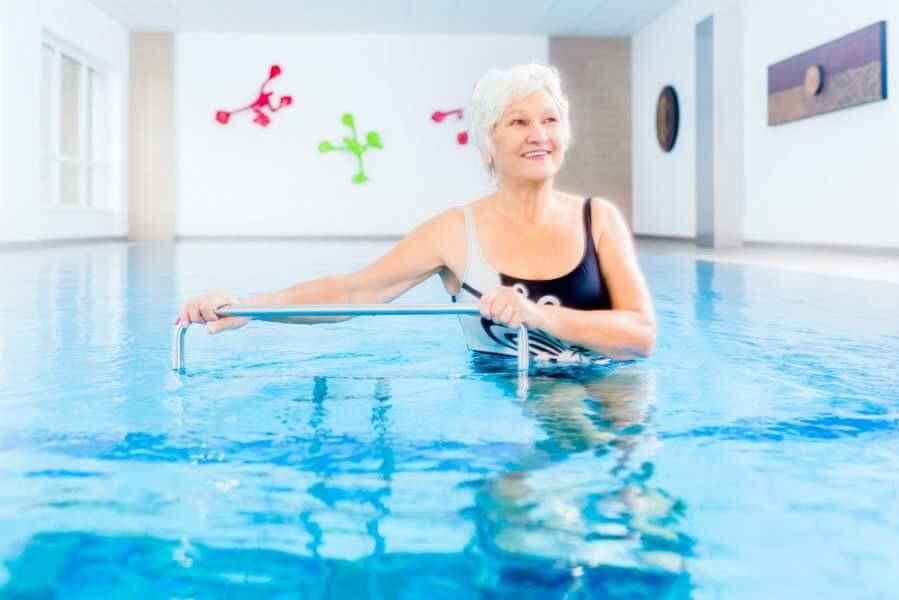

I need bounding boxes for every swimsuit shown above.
[451,198,612,364]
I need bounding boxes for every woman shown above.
[174,64,655,362]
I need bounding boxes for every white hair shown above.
[468,63,572,174]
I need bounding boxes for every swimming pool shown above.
[1,240,897,598]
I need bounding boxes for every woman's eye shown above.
[545,117,558,123]
[511,119,526,125]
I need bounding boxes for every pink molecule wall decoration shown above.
[215,65,293,128]
[431,108,468,145]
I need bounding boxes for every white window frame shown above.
[41,32,115,212]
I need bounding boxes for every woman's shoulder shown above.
[586,196,628,228]
[586,197,635,251]
[434,202,474,228]
[450,195,497,222]
[554,192,621,225]
[553,193,630,243]
[426,200,490,279]
[424,198,489,241]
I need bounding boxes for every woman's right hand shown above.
[173,291,250,334]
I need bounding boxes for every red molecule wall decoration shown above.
[431,108,468,145]
[215,65,293,128]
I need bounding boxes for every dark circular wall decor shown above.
[656,85,680,152]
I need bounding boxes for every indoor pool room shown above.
[1,1,898,599]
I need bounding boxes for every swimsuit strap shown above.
[583,198,596,258]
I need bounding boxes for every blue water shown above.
[0,240,897,599]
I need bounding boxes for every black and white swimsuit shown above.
[451,198,613,365]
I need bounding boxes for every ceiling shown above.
[87,0,678,36]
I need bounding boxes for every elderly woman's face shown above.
[489,89,564,183]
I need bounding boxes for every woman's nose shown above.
[527,123,548,143]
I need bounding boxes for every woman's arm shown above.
[175,209,459,333]
[478,199,656,359]
[538,199,656,359]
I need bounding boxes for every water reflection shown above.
[693,259,747,325]
[465,356,693,594]
[298,377,394,565]
[694,260,721,323]
[245,362,693,596]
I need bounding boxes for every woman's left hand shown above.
[479,286,546,329]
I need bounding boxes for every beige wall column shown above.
[549,38,632,225]
[129,32,175,241]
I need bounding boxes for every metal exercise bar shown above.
[218,304,480,318]
[172,304,530,374]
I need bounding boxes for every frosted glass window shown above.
[41,44,54,152]
[88,166,108,208]
[43,38,116,210]
[60,54,81,158]
[88,68,110,160]
[60,162,80,205]
[41,159,54,205]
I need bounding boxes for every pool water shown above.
[0,240,897,599]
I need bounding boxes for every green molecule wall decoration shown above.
[318,113,383,184]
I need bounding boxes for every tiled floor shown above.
[636,238,899,284]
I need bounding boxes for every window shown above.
[41,37,113,209]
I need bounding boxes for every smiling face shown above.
[488,89,566,184]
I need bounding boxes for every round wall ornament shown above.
[656,85,680,152]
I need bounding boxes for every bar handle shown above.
[172,304,530,374]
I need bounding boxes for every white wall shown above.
[0,0,42,243]
[0,1,6,239]
[175,34,547,236]
[633,0,899,248]
[0,0,128,243]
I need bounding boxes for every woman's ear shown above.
[484,153,496,178]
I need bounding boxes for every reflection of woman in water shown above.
[466,361,692,593]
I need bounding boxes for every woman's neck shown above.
[492,177,557,226]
